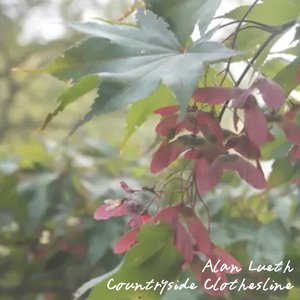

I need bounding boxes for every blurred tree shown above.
[0,0,132,147]
[2,1,300,300]
[0,1,136,299]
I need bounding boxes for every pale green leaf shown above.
[224,0,299,65]
[273,57,300,95]
[268,157,297,187]
[145,0,221,44]
[225,0,300,26]
[122,85,175,146]
[261,57,289,78]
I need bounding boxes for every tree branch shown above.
[219,0,260,87]
[218,19,297,122]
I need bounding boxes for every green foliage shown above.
[247,219,289,263]
[145,0,221,43]
[268,158,298,187]
[0,139,150,299]
[6,1,300,300]
[88,223,182,300]
[122,84,175,145]
[274,57,300,95]
[225,0,300,26]
[45,7,238,133]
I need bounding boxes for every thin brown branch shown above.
[218,18,297,122]
[219,0,261,87]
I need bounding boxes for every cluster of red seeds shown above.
[94,77,300,296]
[94,181,241,296]
[152,77,300,195]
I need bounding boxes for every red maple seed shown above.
[128,213,152,228]
[154,105,179,116]
[150,140,187,173]
[195,158,223,195]
[244,95,269,147]
[154,206,179,225]
[114,228,140,254]
[175,221,194,263]
[193,87,243,104]
[93,200,128,220]
[191,256,229,297]
[186,215,212,257]
[253,77,285,109]
[225,134,261,159]
[120,181,136,194]
[211,246,242,274]
[280,116,300,146]
[155,114,179,136]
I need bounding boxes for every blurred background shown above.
[0,1,152,299]
[1,1,300,300]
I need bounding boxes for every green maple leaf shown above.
[46,8,239,133]
[145,0,221,44]
[74,223,183,300]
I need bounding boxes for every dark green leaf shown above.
[47,9,238,133]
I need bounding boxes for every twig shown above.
[219,0,261,87]
[218,31,278,121]
[218,19,275,31]
[218,19,297,121]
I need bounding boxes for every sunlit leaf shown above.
[122,85,175,146]
[225,0,300,26]
[268,157,297,187]
[273,57,300,95]
[145,0,221,44]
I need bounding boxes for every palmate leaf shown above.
[144,0,221,44]
[77,223,183,300]
[41,75,100,130]
[46,8,239,133]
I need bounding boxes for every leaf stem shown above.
[218,19,274,31]
[221,25,268,44]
